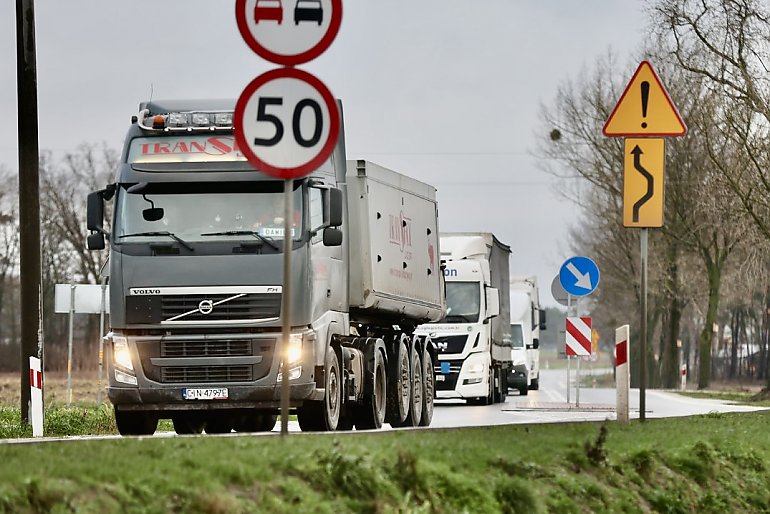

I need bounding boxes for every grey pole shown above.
[566,293,571,404]
[280,180,294,435]
[640,228,648,421]
[97,277,107,405]
[67,282,75,405]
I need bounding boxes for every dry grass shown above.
[0,371,106,408]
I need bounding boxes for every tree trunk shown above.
[698,261,722,389]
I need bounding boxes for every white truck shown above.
[86,99,445,434]
[415,233,511,404]
[508,276,545,393]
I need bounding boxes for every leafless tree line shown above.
[539,0,770,390]
[0,143,116,372]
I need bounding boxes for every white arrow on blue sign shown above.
[559,256,600,297]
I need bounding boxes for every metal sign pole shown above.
[566,293,571,404]
[97,278,107,405]
[280,180,294,436]
[576,350,581,408]
[640,228,648,421]
[67,282,75,405]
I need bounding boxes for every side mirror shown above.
[323,227,343,247]
[328,187,343,227]
[532,339,540,350]
[87,191,105,233]
[485,287,500,319]
[539,308,547,330]
[143,207,164,222]
[87,232,105,250]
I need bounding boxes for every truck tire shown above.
[115,410,157,436]
[297,347,342,431]
[386,337,411,425]
[529,375,540,390]
[393,343,423,427]
[172,413,206,434]
[492,367,502,404]
[519,385,528,396]
[418,348,434,427]
[353,348,387,430]
[205,416,233,434]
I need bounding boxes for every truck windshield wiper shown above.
[200,230,279,250]
[118,231,194,251]
[444,314,473,323]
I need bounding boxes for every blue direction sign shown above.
[559,256,600,297]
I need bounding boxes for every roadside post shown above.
[29,356,43,437]
[681,364,687,391]
[559,256,600,406]
[235,0,342,436]
[615,325,630,423]
[603,61,687,421]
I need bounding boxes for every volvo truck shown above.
[86,99,444,435]
[508,276,545,393]
[415,233,511,404]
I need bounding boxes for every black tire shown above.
[172,413,206,434]
[353,348,387,430]
[233,412,277,432]
[297,347,342,432]
[530,376,540,390]
[115,410,157,436]
[386,338,411,425]
[418,349,435,427]
[393,343,423,427]
[492,367,502,404]
[499,369,508,403]
[519,386,528,396]
[205,416,232,434]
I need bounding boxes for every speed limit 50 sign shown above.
[234,67,340,179]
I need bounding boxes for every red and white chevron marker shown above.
[566,317,592,356]
[29,356,43,437]
[615,325,630,424]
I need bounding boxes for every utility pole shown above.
[16,0,42,424]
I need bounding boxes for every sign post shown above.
[235,0,342,436]
[603,61,687,421]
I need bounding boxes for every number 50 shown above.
[253,97,323,148]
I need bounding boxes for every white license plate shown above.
[183,388,228,400]
[436,375,445,382]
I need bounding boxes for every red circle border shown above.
[235,0,342,66]
[234,68,340,179]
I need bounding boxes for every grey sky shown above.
[0,1,648,306]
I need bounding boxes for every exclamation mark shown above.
[640,81,650,129]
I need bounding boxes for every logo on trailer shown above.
[389,211,412,251]
[198,300,214,315]
[443,268,458,277]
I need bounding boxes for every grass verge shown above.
[0,412,769,513]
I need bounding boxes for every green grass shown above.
[0,412,769,512]
[676,390,770,407]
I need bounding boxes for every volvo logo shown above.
[198,300,214,315]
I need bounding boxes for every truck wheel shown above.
[418,349,434,427]
[393,343,423,427]
[298,347,342,431]
[234,412,277,432]
[529,376,540,390]
[353,348,387,430]
[499,369,508,402]
[386,338,411,425]
[115,410,157,436]
[172,413,206,434]
[519,386,528,396]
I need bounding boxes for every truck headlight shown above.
[287,333,303,365]
[466,362,485,375]
[113,336,134,371]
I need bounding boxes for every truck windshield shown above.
[438,282,480,323]
[511,324,524,349]
[114,182,303,245]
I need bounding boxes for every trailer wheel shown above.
[353,348,387,430]
[233,412,277,432]
[529,375,540,390]
[172,413,206,434]
[115,410,157,436]
[205,416,233,434]
[297,347,342,431]
[393,343,423,427]
[418,349,434,427]
[386,338,411,425]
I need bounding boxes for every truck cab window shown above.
[309,187,324,244]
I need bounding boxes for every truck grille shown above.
[161,339,251,357]
[161,365,253,383]
[434,359,462,391]
[126,293,281,324]
[432,335,469,354]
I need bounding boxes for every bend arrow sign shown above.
[559,256,600,297]
[624,138,665,227]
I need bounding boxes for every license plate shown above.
[183,388,228,400]
[436,375,445,382]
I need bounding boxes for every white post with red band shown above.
[615,325,630,424]
[29,356,43,437]
[680,364,687,391]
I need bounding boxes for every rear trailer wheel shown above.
[115,410,157,436]
[393,343,423,427]
[205,416,233,434]
[172,413,206,435]
[298,347,342,432]
[233,412,277,432]
[386,338,411,425]
[419,349,435,427]
[353,348,387,430]
[530,375,540,390]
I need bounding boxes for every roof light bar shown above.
[137,109,234,132]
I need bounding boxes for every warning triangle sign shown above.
[603,61,687,137]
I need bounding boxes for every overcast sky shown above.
[0,1,648,307]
